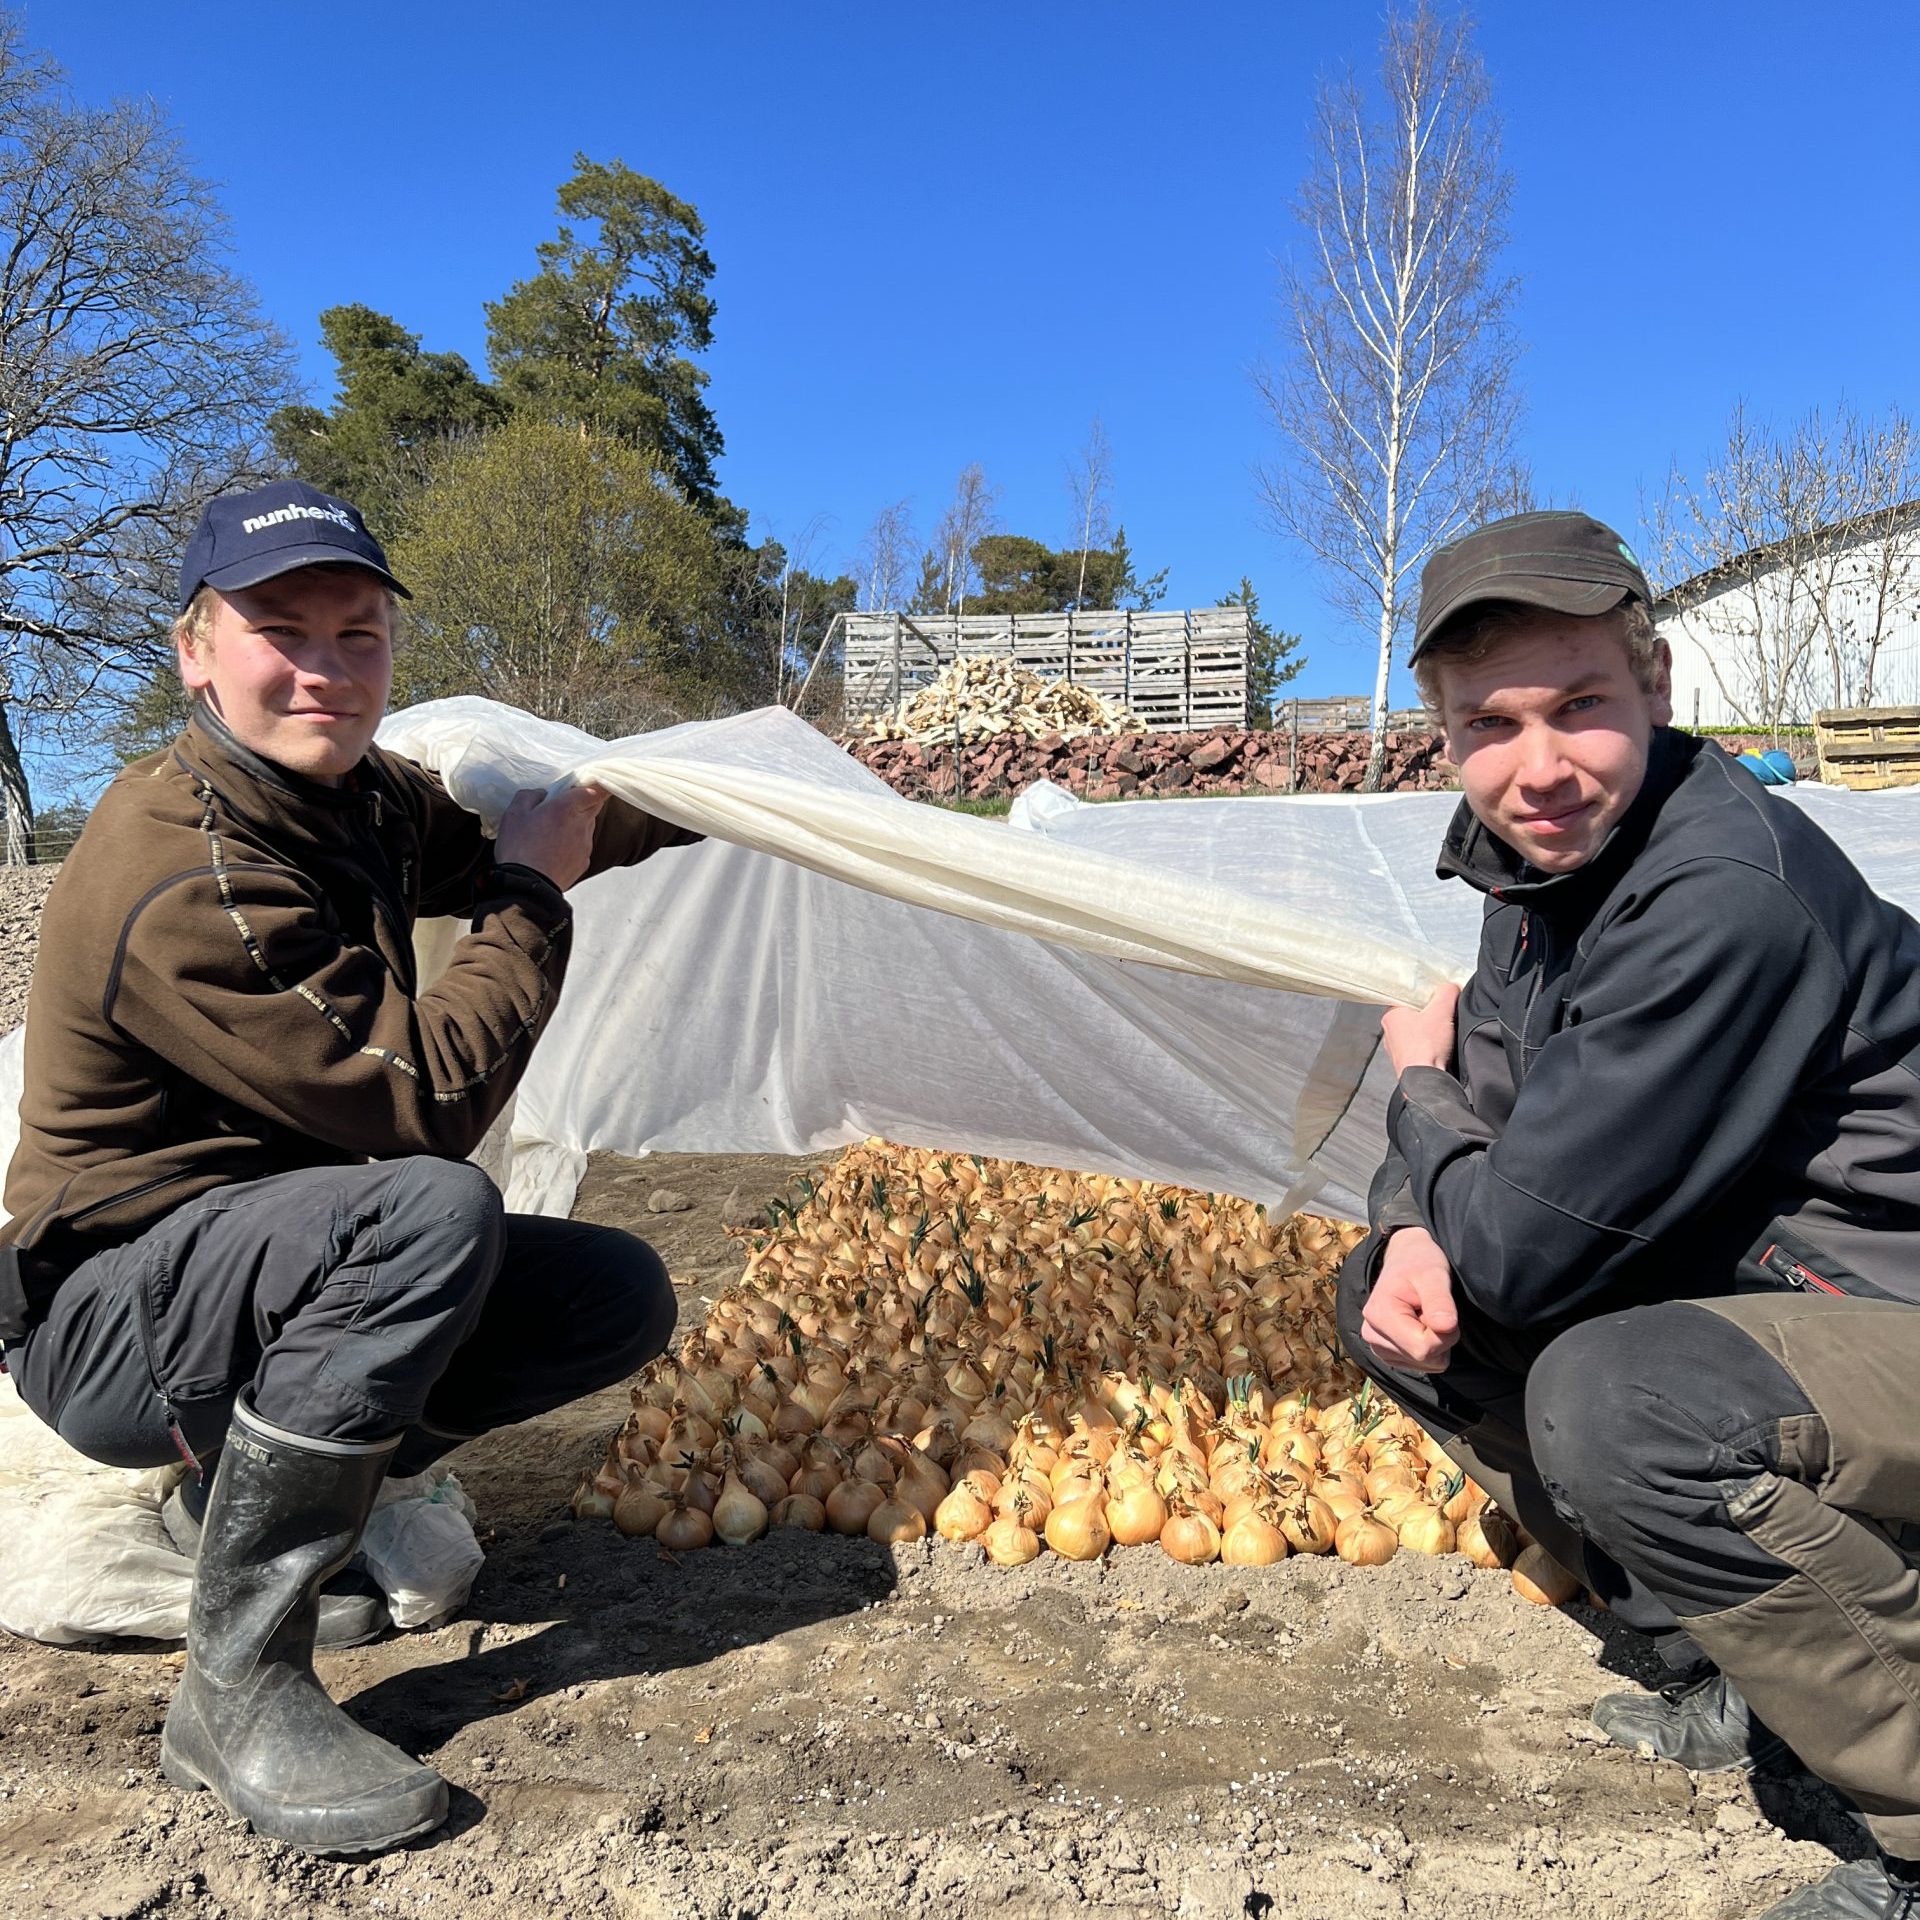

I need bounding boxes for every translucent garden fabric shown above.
[377,701,1920,1226]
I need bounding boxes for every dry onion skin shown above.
[571,1139,1528,1585]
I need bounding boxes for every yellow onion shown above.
[825,1478,885,1536]
[1160,1506,1221,1566]
[656,1502,713,1552]
[613,1482,669,1538]
[1221,1509,1289,1566]
[1458,1504,1520,1570]
[1396,1506,1455,1556]
[572,1483,615,1522]
[1335,1510,1398,1566]
[772,1493,826,1530]
[1511,1543,1582,1606]
[1105,1482,1169,1548]
[934,1485,993,1542]
[868,1495,928,1544]
[1043,1494,1110,1562]
[1278,1494,1337,1556]
[712,1471,769,1546]
[982,1515,1040,1566]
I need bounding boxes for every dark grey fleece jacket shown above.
[1373,727,1920,1327]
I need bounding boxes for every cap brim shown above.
[197,545,412,602]
[1411,573,1628,663]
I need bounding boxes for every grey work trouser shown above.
[3,1157,676,1479]
[1338,1240,1920,1858]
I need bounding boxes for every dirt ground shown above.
[0,1148,1872,1920]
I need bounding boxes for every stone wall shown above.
[844,727,1456,801]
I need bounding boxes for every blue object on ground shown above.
[1736,749,1797,786]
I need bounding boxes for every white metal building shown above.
[1656,505,1920,729]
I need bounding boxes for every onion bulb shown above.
[1458,1504,1520,1570]
[1396,1506,1455,1556]
[1160,1506,1221,1566]
[657,1502,713,1552]
[1105,1482,1169,1548]
[1044,1494,1111,1561]
[1511,1543,1581,1606]
[572,1479,615,1522]
[1278,1494,1337,1556]
[1335,1510,1398,1566]
[772,1493,825,1530]
[613,1482,669,1539]
[934,1485,993,1542]
[867,1495,928,1545]
[1221,1510,1289,1566]
[713,1471,769,1546]
[982,1514,1041,1566]
[825,1478,886,1535]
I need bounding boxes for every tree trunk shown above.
[0,706,37,865]
[1361,592,1395,793]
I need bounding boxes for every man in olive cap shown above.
[0,481,698,1855]
[1337,509,1920,1920]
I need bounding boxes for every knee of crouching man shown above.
[392,1156,508,1275]
[600,1235,677,1381]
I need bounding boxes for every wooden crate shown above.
[1813,706,1920,790]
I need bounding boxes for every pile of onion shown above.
[572,1140,1570,1605]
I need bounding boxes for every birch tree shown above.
[855,500,916,612]
[915,464,1000,616]
[0,18,293,857]
[1065,419,1115,610]
[1258,3,1522,789]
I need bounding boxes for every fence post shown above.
[1289,699,1300,792]
[891,614,903,719]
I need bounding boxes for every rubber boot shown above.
[163,1463,391,1649]
[1757,1853,1920,1919]
[159,1400,449,1856]
[1590,1658,1789,1773]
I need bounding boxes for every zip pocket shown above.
[132,1257,204,1479]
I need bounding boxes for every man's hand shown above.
[494,783,609,892]
[1359,1225,1460,1374]
[1381,981,1460,1076]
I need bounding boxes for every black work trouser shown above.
[1337,1234,1920,1855]
[4,1157,676,1476]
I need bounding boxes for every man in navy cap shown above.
[1336,509,1920,1919]
[0,481,697,1855]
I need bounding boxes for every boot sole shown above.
[160,1743,448,1857]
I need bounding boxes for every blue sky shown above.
[26,1,1920,704]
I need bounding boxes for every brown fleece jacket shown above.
[0,708,693,1321]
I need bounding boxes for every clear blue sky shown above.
[25,1,1920,703]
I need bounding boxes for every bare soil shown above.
[0,1149,1871,1919]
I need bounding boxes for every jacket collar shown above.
[174,704,388,848]
[1434,726,1698,911]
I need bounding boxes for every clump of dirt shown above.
[0,1152,1871,1918]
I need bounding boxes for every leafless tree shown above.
[855,498,916,612]
[1647,402,1920,733]
[1065,418,1115,610]
[0,18,296,858]
[1257,3,1522,789]
[920,463,1000,616]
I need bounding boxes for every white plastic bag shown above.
[0,1375,485,1646]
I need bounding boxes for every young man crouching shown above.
[1339,510,1920,1920]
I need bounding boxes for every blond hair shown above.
[1413,597,1662,714]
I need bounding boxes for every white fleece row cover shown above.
[376,699,1920,1228]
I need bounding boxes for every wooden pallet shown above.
[1813,706,1920,790]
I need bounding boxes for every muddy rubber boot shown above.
[159,1401,449,1856]
[1590,1659,1789,1772]
[1757,1853,1920,1918]
[163,1465,391,1649]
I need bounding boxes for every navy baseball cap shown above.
[177,481,410,612]
[1412,510,1651,664]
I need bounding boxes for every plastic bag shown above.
[0,1375,485,1646]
